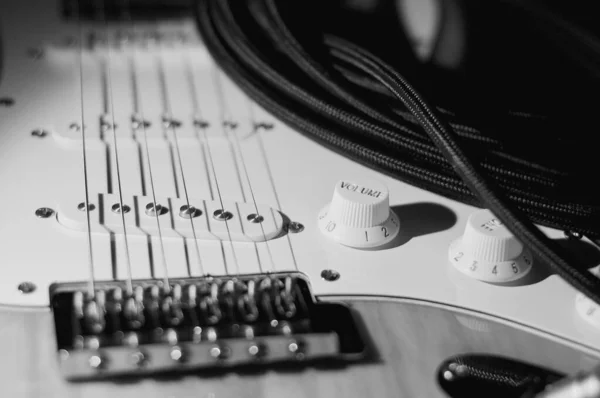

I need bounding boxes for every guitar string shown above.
[75,0,97,298]
[97,0,134,295]
[189,66,240,276]
[213,69,274,272]
[203,65,243,276]
[156,50,204,278]
[182,53,233,275]
[247,103,299,271]
[123,0,171,289]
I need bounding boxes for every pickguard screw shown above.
[31,129,48,138]
[35,207,54,218]
[288,221,304,233]
[321,269,340,282]
[564,230,583,240]
[247,213,264,223]
[77,202,96,211]
[18,281,37,294]
[69,123,81,131]
[0,98,14,107]
[213,209,233,221]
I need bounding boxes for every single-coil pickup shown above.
[57,193,284,242]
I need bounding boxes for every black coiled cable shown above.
[194,0,600,304]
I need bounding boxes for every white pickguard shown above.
[1,0,600,362]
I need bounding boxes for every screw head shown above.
[31,129,48,138]
[170,346,185,362]
[564,230,583,240]
[247,213,264,223]
[288,221,304,233]
[35,207,54,218]
[18,281,37,294]
[209,345,231,360]
[88,355,104,370]
[287,339,306,360]
[321,269,340,282]
[130,351,147,367]
[248,342,268,359]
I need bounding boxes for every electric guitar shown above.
[2,1,600,397]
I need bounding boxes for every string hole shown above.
[321,269,340,282]
[247,214,264,223]
[179,205,201,219]
[111,203,131,214]
[213,209,233,221]
[78,203,96,211]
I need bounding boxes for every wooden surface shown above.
[2,297,599,398]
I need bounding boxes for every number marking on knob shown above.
[448,209,533,283]
[318,179,400,249]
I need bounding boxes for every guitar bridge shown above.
[50,273,366,379]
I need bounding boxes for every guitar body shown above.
[3,299,599,398]
[1,1,600,397]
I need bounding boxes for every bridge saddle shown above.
[50,273,366,379]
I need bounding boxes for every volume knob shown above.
[449,209,533,283]
[318,179,400,248]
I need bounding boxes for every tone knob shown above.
[318,179,400,248]
[449,209,533,283]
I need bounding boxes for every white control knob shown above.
[449,209,533,283]
[318,179,400,248]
